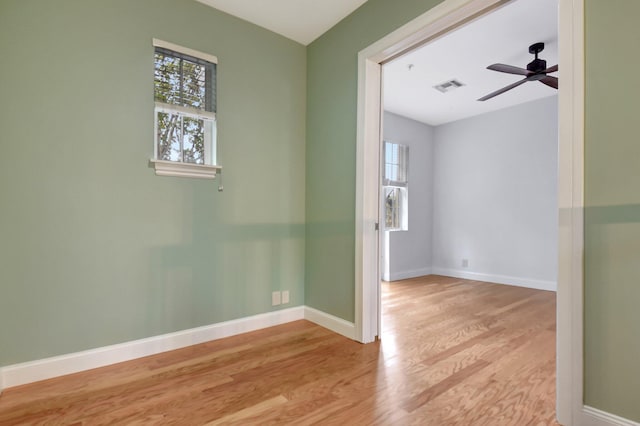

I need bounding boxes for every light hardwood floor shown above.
[0,275,557,425]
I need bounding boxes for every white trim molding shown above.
[152,38,218,64]
[0,306,360,390]
[303,306,357,340]
[557,0,585,424]
[355,55,383,344]
[431,268,557,292]
[1,307,303,389]
[149,159,221,179]
[582,407,640,426]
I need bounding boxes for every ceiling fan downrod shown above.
[527,42,547,73]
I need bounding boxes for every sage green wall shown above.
[0,0,306,366]
[305,0,444,321]
[584,0,640,421]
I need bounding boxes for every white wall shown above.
[383,96,558,291]
[432,96,558,290]
[382,112,434,281]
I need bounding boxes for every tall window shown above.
[383,141,408,231]
[152,39,218,176]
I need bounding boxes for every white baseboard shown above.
[0,305,358,390]
[386,267,433,282]
[582,406,640,426]
[303,306,356,340]
[431,267,557,292]
[1,307,304,389]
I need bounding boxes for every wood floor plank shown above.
[0,276,557,425]
[204,395,289,426]
[402,359,492,413]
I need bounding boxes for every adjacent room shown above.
[381,0,558,290]
[379,0,559,421]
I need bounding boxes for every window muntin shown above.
[383,141,408,231]
[153,42,217,167]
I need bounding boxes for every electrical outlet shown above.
[282,290,290,304]
[272,291,281,306]
[462,258,469,268]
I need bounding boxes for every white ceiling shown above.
[384,0,559,126]
[195,0,369,45]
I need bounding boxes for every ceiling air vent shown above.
[433,79,465,93]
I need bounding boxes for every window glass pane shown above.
[181,60,207,110]
[384,142,408,184]
[384,186,408,230]
[154,49,214,112]
[204,119,217,165]
[183,117,205,164]
[385,187,399,229]
[157,112,181,161]
[154,53,181,105]
[390,164,398,181]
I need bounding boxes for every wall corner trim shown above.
[0,307,304,389]
[582,406,640,426]
[304,306,357,340]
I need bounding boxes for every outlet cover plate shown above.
[272,291,281,306]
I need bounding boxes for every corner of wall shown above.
[303,306,356,340]
[388,267,433,282]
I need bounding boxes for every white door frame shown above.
[354,0,584,424]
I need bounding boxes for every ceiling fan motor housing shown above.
[527,58,547,73]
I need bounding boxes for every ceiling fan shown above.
[478,42,558,102]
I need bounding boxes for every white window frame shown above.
[150,39,221,179]
[383,141,408,231]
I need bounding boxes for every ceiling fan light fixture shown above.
[434,79,465,93]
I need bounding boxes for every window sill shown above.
[149,159,221,179]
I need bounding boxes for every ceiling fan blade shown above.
[544,64,558,73]
[487,63,530,76]
[540,75,559,89]
[478,77,530,101]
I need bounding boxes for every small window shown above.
[383,141,408,231]
[150,39,220,179]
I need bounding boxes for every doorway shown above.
[354,0,585,424]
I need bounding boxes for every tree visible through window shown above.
[383,142,408,230]
[153,43,217,166]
